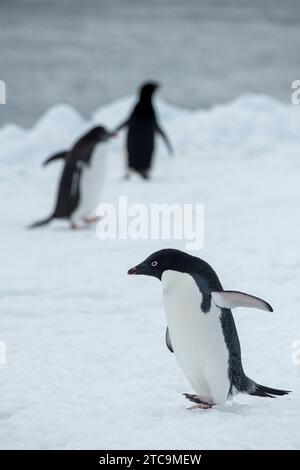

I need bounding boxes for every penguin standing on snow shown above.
[128,249,290,408]
[116,82,173,180]
[29,126,115,229]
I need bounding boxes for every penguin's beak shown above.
[128,263,146,275]
[128,266,138,275]
[110,132,117,138]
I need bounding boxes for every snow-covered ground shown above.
[0,95,300,449]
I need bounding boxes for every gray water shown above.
[1,0,299,127]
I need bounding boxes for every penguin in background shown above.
[29,126,115,229]
[128,249,290,409]
[116,82,173,180]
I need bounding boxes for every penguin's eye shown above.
[151,261,158,267]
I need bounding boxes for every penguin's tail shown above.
[27,215,53,229]
[249,382,291,398]
[43,151,68,167]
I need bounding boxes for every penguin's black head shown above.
[128,249,198,280]
[139,82,160,99]
[86,126,116,143]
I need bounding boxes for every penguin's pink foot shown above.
[187,403,212,410]
[83,216,100,224]
[183,393,215,409]
[70,222,83,230]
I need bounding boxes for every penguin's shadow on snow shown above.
[50,225,94,233]
[186,403,250,416]
[217,402,251,415]
[0,409,15,420]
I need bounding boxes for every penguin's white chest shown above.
[162,270,230,404]
[74,146,107,219]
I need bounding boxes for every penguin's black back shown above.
[51,130,103,219]
[52,160,81,218]
[127,106,156,172]
[126,85,158,172]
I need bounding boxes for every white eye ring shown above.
[151,261,158,267]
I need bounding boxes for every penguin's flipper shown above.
[155,122,173,155]
[70,167,82,198]
[165,327,174,353]
[43,151,68,167]
[76,159,90,169]
[212,291,273,312]
[115,119,130,132]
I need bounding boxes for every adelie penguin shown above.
[128,249,290,409]
[29,126,115,229]
[116,82,173,180]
